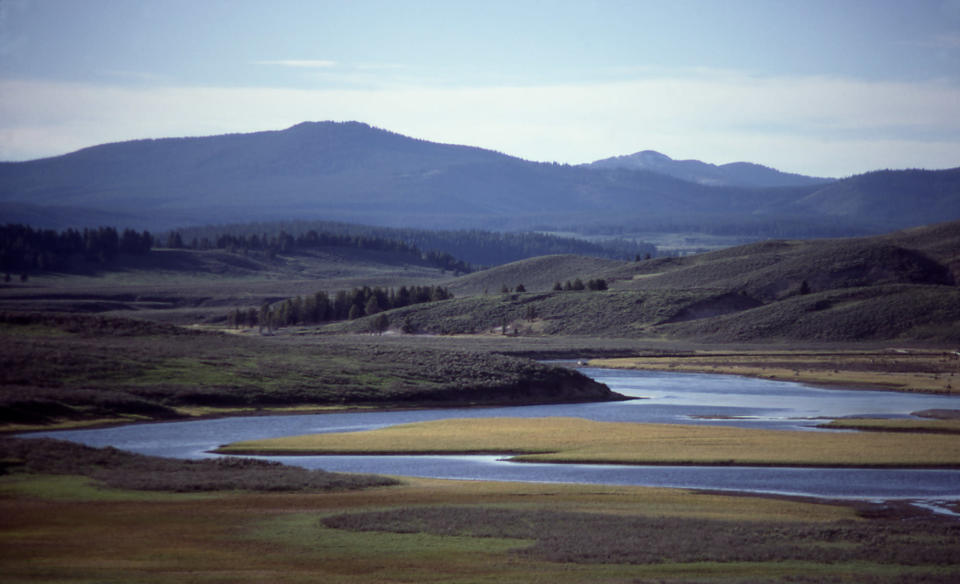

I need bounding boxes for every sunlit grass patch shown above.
[0,416,147,432]
[252,512,525,559]
[219,416,960,467]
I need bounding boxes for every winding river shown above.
[22,368,960,502]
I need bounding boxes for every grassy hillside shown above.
[885,219,960,281]
[335,220,960,343]
[2,220,957,344]
[445,254,625,295]
[612,235,953,301]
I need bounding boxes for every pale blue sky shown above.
[2,0,959,176]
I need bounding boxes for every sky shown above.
[1,0,959,177]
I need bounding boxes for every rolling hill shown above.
[337,220,960,343]
[2,121,957,235]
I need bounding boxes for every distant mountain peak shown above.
[592,150,673,169]
[286,120,371,132]
[587,150,833,188]
[634,150,672,161]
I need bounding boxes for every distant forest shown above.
[0,224,153,276]
[170,220,657,267]
[1,220,658,278]
[164,226,471,274]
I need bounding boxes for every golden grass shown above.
[0,416,154,433]
[591,350,960,395]
[218,416,960,467]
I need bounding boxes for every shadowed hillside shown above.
[613,238,953,301]
[446,255,625,296]
[784,168,960,230]
[338,221,960,343]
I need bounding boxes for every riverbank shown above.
[0,313,620,433]
[590,349,960,395]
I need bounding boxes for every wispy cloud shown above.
[253,60,338,69]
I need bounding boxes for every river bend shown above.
[22,368,960,501]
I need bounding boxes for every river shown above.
[21,368,960,502]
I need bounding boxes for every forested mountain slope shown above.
[2,121,956,235]
[587,150,833,188]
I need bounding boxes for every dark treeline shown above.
[166,225,471,274]
[169,220,656,268]
[229,284,453,331]
[551,278,608,292]
[1,224,153,276]
[384,229,655,266]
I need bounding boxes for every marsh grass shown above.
[219,416,960,467]
[0,437,397,493]
[320,505,960,567]
[7,447,947,584]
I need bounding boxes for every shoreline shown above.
[588,349,960,396]
[212,447,960,470]
[4,392,633,436]
[10,351,958,435]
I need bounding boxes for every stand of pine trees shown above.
[228,284,453,331]
[1,224,153,276]
[552,278,607,291]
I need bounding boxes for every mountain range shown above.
[586,150,833,188]
[1,121,958,235]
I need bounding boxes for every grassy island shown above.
[217,416,960,468]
